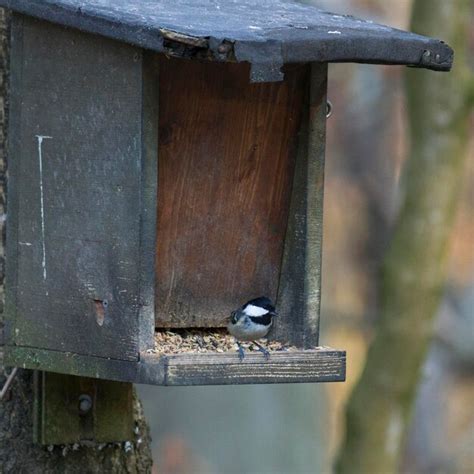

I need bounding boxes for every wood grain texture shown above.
[273,63,327,348]
[138,51,160,352]
[5,346,346,386]
[6,17,146,360]
[6,346,141,383]
[155,57,307,327]
[153,349,346,385]
[0,0,454,79]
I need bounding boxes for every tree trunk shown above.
[335,0,473,472]
[0,10,153,473]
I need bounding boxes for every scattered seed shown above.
[147,328,299,355]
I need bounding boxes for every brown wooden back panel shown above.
[156,57,307,327]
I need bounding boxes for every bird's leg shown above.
[253,341,270,360]
[236,341,245,362]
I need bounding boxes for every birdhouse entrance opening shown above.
[155,57,308,329]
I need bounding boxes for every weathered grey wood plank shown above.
[3,13,23,346]
[0,0,453,83]
[156,349,346,385]
[6,347,141,383]
[5,346,346,386]
[138,52,159,351]
[5,15,152,360]
[274,63,327,348]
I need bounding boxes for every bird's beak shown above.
[219,314,231,324]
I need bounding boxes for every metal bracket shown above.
[326,100,333,118]
[34,371,134,445]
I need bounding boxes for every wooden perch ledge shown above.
[141,348,346,385]
[6,346,346,386]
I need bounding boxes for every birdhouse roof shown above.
[2,0,453,81]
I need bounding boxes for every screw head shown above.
[78,394,92,415]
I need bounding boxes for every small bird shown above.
[228,296,277,361]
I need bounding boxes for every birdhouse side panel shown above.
[5,16,146,361]
[274,64,327,348]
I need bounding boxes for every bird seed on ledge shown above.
[148,328,300,355]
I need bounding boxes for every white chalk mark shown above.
[328,30,342,35]
[36,135,52,281]
[19,241,32,246]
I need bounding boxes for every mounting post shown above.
[33,371,134,445]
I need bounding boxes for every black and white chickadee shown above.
[228,296,277,361]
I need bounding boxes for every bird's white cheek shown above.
[244,304,269,317]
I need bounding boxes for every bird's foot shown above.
[253,341,270,360]
[237,342,245,362]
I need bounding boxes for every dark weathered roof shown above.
[1,0,453,81]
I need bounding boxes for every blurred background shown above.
[138,1,473,472]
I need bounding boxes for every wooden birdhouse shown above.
[2,0,452,414]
